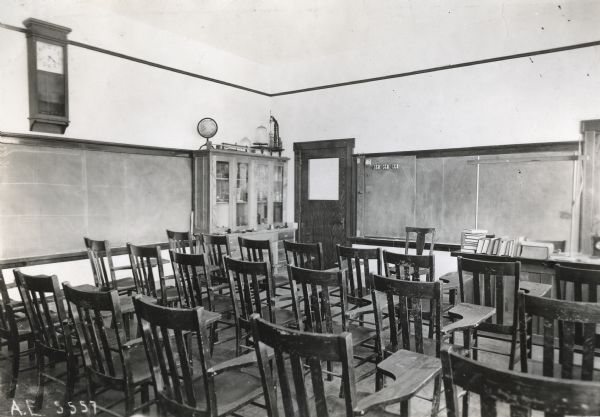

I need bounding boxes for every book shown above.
[461,229,488,253]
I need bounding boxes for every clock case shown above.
[24,18,72,134]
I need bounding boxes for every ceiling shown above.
[82,0,600,66]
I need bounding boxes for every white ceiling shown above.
[84,0,600,66]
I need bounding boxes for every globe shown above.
[197,118,218,139]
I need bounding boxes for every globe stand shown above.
[199,138,213,150]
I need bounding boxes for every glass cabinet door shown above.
[236,162,249,227]
[215,160,230,228]
[256,163,269,226]
[273,165,284,224]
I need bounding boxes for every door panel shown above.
[294,139,355,268]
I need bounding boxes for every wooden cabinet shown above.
[193,149,293,270]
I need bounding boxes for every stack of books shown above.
[475,237,520,256]
[461,229,488,253]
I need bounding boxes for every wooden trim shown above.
[3,21,600,97]
[193,148,289,161]
[293,138,355,151]
[271,40,600,96]
[0,131,193,157]
[354,141,580,159]
[0,242,171,269]
[581,120,600,133]
[349,236,461,252]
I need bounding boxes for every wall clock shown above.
[24,18,72,134]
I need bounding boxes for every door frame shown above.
[293,138,356,242]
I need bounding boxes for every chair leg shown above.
[462,392,469,417]
[62,358,77,417]
[28,338,35,362]
[400,400,409,417]
[8,339,20,398]
[509,331,517,371]
[124,387,136,417]
[86,379,96,417]
[141,383,150,414]
[34,349,45,410]
[431,374,442,417]
[375,369,384,391]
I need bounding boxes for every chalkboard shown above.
[0,142,192,259]
[356,145,578,246]
[359,155,415,237]
[478,154,575,245]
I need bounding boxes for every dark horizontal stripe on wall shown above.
[272,39,600,96]
[2,21,600,96]
[0,131,194,157]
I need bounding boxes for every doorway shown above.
[294,139,355,268]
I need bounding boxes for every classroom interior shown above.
[2,1,600,416]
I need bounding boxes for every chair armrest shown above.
[207,347,274,377]
[442,303,495,334]
[122,337,144,350]
[111,265,132,271]
[345,304,374,319]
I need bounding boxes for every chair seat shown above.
[157,286,180,302]
[127,343,154,384]
[273,273,289,288]
[15,316,32,336]
[202,293,233,314]
[335,322,375,346]
[114,277,135,291]
[383,337,464,359]
[272,307,296,326]
[188,368,263,415]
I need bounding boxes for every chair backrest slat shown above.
[63,283,127,380]
[84,237,119,290]
[127,243,166,304]
[201,233,230,278]
[169,251,210,309]
[372,274,442,356]
[289,265,349,334]
[336,245,382,298]
[133,297,214,415]
[442,346,600,417]
[225,257,274,329]
[14,270,71,354]
[405,227,435,255]
[251,314,358,417]
[458,257,520,329]
[283,240,324,270]
[383,250,434,282]
[167,229,202,255]
[519,293,600,381]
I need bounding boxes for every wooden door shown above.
[294,139,355,268]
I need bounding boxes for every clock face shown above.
[36,41,64,74]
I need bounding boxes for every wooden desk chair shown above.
[166,229,202,254]
[337,245,383,301]
[224,257,295,356]
[251,314,410,417]
[133,296,265,417]
[288,265,377,382]
[383,251,435,282]
[371,275,446,416]
[127,243,178,306]
[169,250,235,353]
[283,240,324,270]
[405,227,435,255]
[238,236,289,294]
[0,270,34,398]
[441,346,600,417]
[201,233,231,283]
[457,257,521,369]
[14,269,80,416]
[62,283,152,417]
[84,237,136,294]
[555,264,600,302]
[517,293,600,381]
